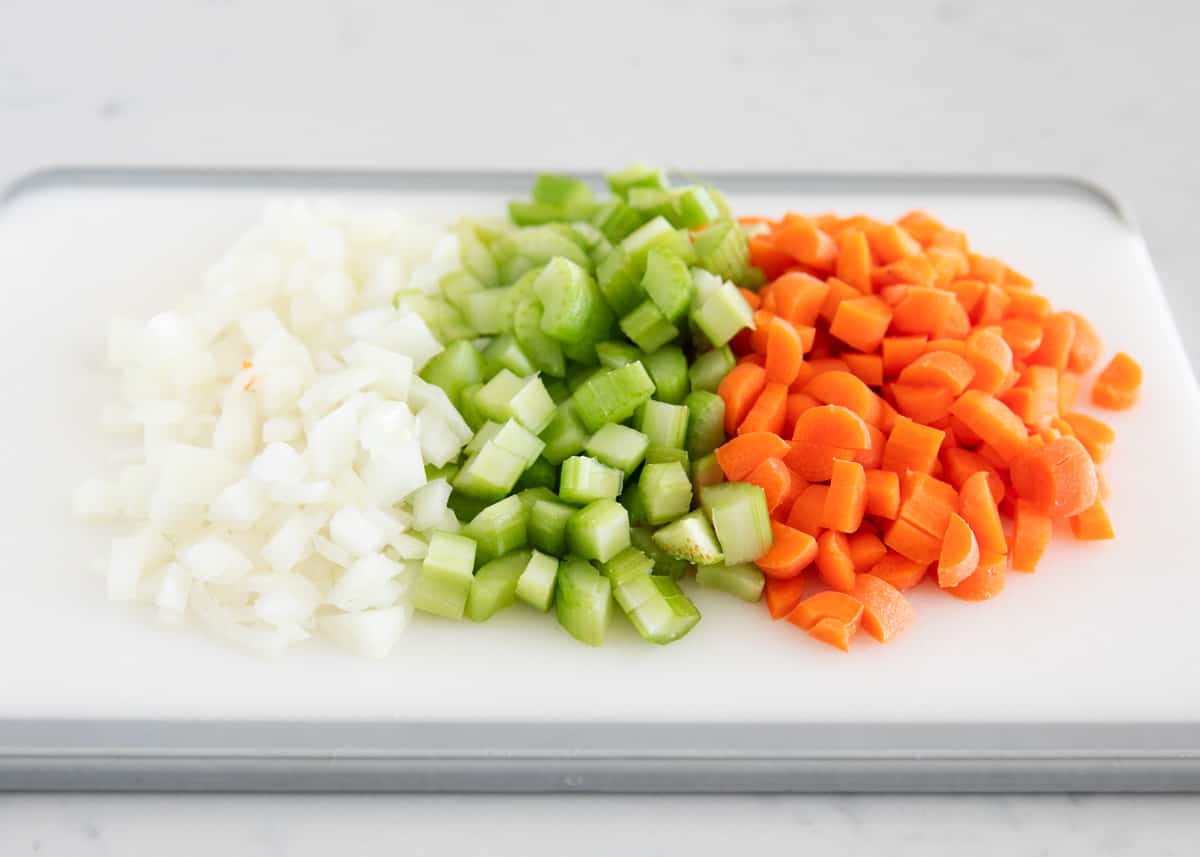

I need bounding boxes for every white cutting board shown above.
[0,171,1196,727]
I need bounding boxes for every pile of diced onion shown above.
[74,202,475,657]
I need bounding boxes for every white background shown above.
[1,0,1197,852]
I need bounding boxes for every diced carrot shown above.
[930,227,969,253]
[750,309,774,355]
[945,551,1006,601]
[1070,498,1115,541]
[1003,289,1051,320]
[714,431,792,481]
[868,223,922,264]
[890,287,957,336]
[744,456,794,515]
[1058,371,1081,415]
[929,248,970,288]
[959,470,1008,555]
[1063,412,1115,463]
[880,284,909,306]
[819,277,864,324]
[786,484,830,537]
[898,350,976,395]
[1011,500,1052,572]
[950,391,1029,463]
[1000,316,1044,359]
[787,590,864,632]
[783,392,818,438]
[964,327,1014,395]
[1004,265,1033,287]
[835,228,873,293]
[883,517,943,565]
[775,217,837,270]
[1092,352,1142,410]
[968,253,1007,284]
[749,234,794,281]
[935,301,972,339]
[1064,312,1103,373]
[867,551,929,590]
[848,530,888,573]
[764,316,804,385]
[738,288,761,311]
[882,336,929,377]
[717,362,767,434]
[805,371,883,426]
[853,423,886,470]
[1000,365,1059,430]
[842,352,884,387]
[1009,436,1098,518]
[791,403,873,449]
[882,416,946,474]
[898,471,959,538]
[942,447,1002,493]
[774,465,808,521]
[973,284,1011,325]
[816,530,857,592]
[891,383,955,423]
[738,381,789,436]
[764,575,808,619]
[771,272,830,327]
[852,574,916,642]
[756,520,819,579]
[807,617,859,652]
[925,338,968,357]
[937,512,980,587]
[1027,311,1076,372]
[897,210,945,244]
[877,254,936,288]
[865,469,901,519]
[785,442,856,483]
[822,459,867,533]
[829,295,893,353]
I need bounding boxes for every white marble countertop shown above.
[1,0,1198,853]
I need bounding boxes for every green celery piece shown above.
[529,498,576,556]
[627,187,678,221]
[566,363,603,393]
[570,361,656,432]
[425,461,459,483]
[457,383,486,431]
[566,221,606,250]
[447,490,490,523]
[620,477,647,527]
[501,226,591,269]
[465,420,503,456]
[509,200,569,226]
[464,286,518,335]
[621,217,692,264]
[539,401,590,465]
[476,370,556,434]
[456,227,498,288]
[596,246,645,317]
[637,400,690,450]
[561,331,599,367]
[555,557,612,647]
[464,495,529,565]
[684,390,726,459]
[595,340,641,369]
[619,300,679,353]
[517,486,558,510]
[465,550,531,622]
[741,267,767,290]
[643,446,689,467]
[691,452,725,495]
[671,186,721,230]
[452,441,526,501]
[513,298,567,378]
[421,340,484,406]
[700,482,774,565]
[599,546,655,584]
[589,236,614,268]
[403,295,475,344]
[691,282,755,347]
[638,461,693,526]
[567,499,631,564]
[516,550,560,612]
[695,562,765,603]
[585,423,649,474]
[532,174,594,208]
[514,456,559,492]
[652,511,724,565]
[591,197,646,243]
[533,257,613,344]
[482,334,536,379]
[559,455,624,504]
[691,267,725,303]
[641,346,690,405]
[641,248,694,322]
[631,526,690,579]
[692,219,752,286]
[607,163,668,196]
[601,556,700,644]
[439,269,486,313]
[500,254,536,285]
[544,378,570,405]
[491,419,546,467]
[687,346,736,393]
[414,531,477,620]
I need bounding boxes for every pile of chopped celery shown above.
[403,165,773,646]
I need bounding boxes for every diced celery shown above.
[559,455,624,504]
[421,340,484,405]
[465,420,503,456]
[399,294,475,344]
[514,456,559,492]
[621,217,690,264]
[509,200,569,226]
[465,549,531,622]
[604,558,701,644]
[596,246,645,316]
[464,495,529,565]
[464,286,518,335]
[533,257,612,344]
[591,197,646,243]
[499,254,536,285]
[529,497,575,555]
[638,462,693,526]
[447,490,490,523]
[627,187,678,221]
[595,339,641,369]
[700,482,773,565]
[693,219,752,286]
[518,486,558,510]
[691,267,725,303]
[652,510,724,565]
[475,369,525,421]
[620,478,646,526]
[585,423,649,474]
[641,346,690,405]
[567,499,631,563]
[561,332,599,367]
[600,546,655,583]
[637,400,690,450]
[440,269,486,314]
[452,441,526,500]
[555,557,612,647]
[516,549,560,612]
[692,452,725,494]
[631,526,690,579]
[457,224,499,287]
[457,383,486,431]
[671,186,721,230]
[426,461,459,483]
[589,236,614,267]
[482,334,536,379]
[491,419,546,467]
[539,401,590,465]
[513,298,567,378]
[414,531,477,620]
[687,346,736,393]
[502,226,591,268]
[619,300,678,353]
[696,562,765,602]
[566,221,606,250]
[741,267,767,290]
[644,446,690,467]
[544,378,570,405]
[532,174,594,208]
[684,391,726,459]
[571,361,656,432]
[566,363,604,392]
[641,249,694,321]
[476,370,556,434]
[691,282,755,347]
[607,163,668,196]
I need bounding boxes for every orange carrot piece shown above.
[770,272,829,327]
[867,551,929,591]
[822,459,867,533]
[819,277,864,324]
[852,574,916,642]
[738,382,789,436]
[1065,312,1103,373]
[937,512,980,588]
[1027,311,1076,372]
[877,254,936,288]
[890,383,955,424]
[785,442,856,483]
[945,551,1006,601]
[930,228,969,253]
[1000,365,1059,431]
[836,228,873,293]
[786,484,830,537]
[764,575,808,619]
[898,350,976,395]
[774,465,808,521]
[964,327,1014,395]
[1003,289,1051,320]
[807,617,858,652]
[763,317,804,385]
[925,338,968,357]
[756,520,819,579]
[882,336,929,377]
[787,590,864,630]
[842,352,884,387]
[883,517,943,565]
[1000,316,1044,359]
[853,423,886,470]
[744,456,794,515]
[898,471,960,538]
[738,288,762,311]
[1009,435,1098,518]
[959,470,1008,555]
[829,295,893,353]
[950,390,1029,463]
[805,371,883,426]
[930,248,970,287]
[1057,371,1081,415]
[882,415,946,475]
[717,362,767,434]
[942,447,1002,494]
[714,431,792,482]
[944,278,987,315]
[1011,500,1052,572]
[890,286,957,336]
[897,210,945,244]
[775,217,837,270]
[1091,352,1142,410]
[748,235,794,281]
[973,283,1012,325]
[865,469,901,519]
[968,253,1007,284]
[1063,412,1115,463]
[868,223,922,264]
[816,530,857,592]
[848,530,888,573]
[749,309,774,355]
[783,393,818,438]
[934,300,972,339]
[791,403,873,449]
[1070,498,1115,541]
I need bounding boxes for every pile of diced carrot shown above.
[712,210,1143,652]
